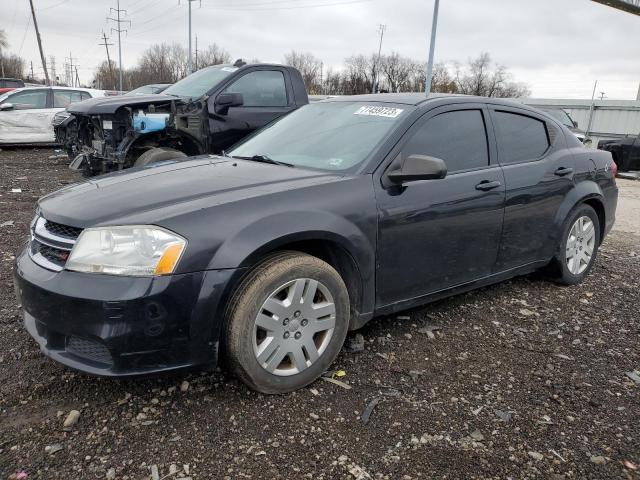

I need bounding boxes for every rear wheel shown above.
[548,204,600,285]
[134,147,187,167]
[225,252,350,394]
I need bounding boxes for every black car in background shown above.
[598,133,640,171]
[54,60,309,177]
[15,94,618,393]
[124,83,172,96]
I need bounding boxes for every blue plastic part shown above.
[133,113,170,134]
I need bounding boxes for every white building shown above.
[523,98,640,147]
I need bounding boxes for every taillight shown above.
[610,159,618,180]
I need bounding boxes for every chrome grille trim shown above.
[29,216,82,272]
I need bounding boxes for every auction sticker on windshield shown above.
[354,105,404,118]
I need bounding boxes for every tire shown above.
[548,204,600,285]
[225,251,350,394]
[134,147,187,167]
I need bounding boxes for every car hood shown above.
[67,93,179,115]
[38,156,343,227]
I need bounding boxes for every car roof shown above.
[5,86,105,93]
[322,92,537,109]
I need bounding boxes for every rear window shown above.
[493,111,549,164]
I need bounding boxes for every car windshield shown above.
[542,108,574,128]
[126,85,160,95]
[163,65,237,98]
[228,101,411,172]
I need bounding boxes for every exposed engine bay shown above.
[55,97,208,177]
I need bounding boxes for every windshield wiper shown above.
[230,154,295,168]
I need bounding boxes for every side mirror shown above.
[384,154,447,187]
[215,93,244,115]
[0,103,14,111]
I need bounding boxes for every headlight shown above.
[66,226,186,276]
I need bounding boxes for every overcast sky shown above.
[3,0,639,99]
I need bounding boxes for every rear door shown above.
[0,88,52,143]
[209,68,297,151]
[375,104,506,306]
[489,106,575,270]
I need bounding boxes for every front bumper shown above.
[14,245,237,376]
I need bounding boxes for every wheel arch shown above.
[215,232,373,332]
[553,182,606,248]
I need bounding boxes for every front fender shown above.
[208,210,377,322]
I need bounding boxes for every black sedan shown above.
[14,94,618,393]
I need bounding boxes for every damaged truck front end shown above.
[57,96,208,177]
[54,62,310,177]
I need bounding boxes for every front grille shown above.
[31,241,69,268]
[66,336,113,366]
[29,216,82,272]
[44,220,82,240]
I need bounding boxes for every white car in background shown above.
[0,86,106,144]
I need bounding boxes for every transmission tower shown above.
[107,0,130,91]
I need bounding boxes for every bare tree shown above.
[380,52,413,92]
[454,52,529,98]
[283,51,322,94]
[0,29,8,77]
[198,43,231,68]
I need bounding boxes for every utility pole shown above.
[28,0,50,85]
[598,91,606,100]
[637,82,640,101]
[195,35,198,71]
[65,52,78,87]
[585,80,598,141]
[182,0,200,74]
[99,32,115,89]
[108,0,130,92]
[372,24,386,94]
[50,56,56,85]
[75,66,80,87]
[30,61,35,81]
[425,0,440,95]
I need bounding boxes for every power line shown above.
[99,32,115,89]
[372,24,386,93]
[107,0,131,91]
[29,0,50,85]
[180,0,200,74]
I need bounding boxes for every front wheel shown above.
[225,252,350,394]
[134,147,187,167]
[549,204,600,285]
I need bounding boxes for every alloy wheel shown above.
[252,278,336,376]
[565,215,596,275]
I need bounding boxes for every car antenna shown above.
[233,58,247,68]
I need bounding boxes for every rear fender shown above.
[551,181,604,248]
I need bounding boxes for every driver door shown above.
[375,104,506,307]
[208,68,297,152]
[0,88,53,143]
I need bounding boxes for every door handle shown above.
[475,180,501,191]
[554,167,574,176]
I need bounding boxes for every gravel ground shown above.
[1,147,639,480]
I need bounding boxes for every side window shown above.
[80,92,92,101]
[222,70,287,107]
[2,89,48,110]
[53,90,86,108]
[403,109,489,173]
[493,111,549,164]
